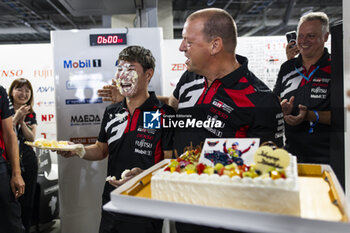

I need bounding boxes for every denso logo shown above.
[1,69,23,78]
[71,115,101,126]
[63,59,101,69]
[37,86,54,93]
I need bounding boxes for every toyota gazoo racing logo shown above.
[212,99,234,113]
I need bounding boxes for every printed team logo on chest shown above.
[312,77,330,88]
[313,77,330,83]
[134,148,152,156]
[135,139,153,149]
[310,86,328,99]
[110,111,128,122]
[212,99,234,113]
[137,127,156,134]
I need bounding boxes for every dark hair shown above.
[118,46,156,72]
[9,78,34,113]
[188,8,237,53]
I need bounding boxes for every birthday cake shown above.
[151,140,300,216]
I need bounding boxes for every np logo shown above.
[143,110,161,129]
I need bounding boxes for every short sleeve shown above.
[25,112,37,125]
[0,86,14,120]
[172,71,189,100]
[97,107,109,143]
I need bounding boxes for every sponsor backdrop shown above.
[51,28,164,233]
[0,44,57,160]
[0,44,59,224]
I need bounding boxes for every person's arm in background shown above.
[156,95,179,111]
[13,106,37,142]
[168,95,179,111]
[2,116,25,198]
[98,84,180,112]
[286,41,299,60]
[164,150,173,159]
[98,79,124,104]
[20,122,36,142]
[283,105,330,126]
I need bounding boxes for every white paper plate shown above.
[25,141,81,151]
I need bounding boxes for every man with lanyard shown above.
[57,46,174,233]
[0,85,25,233]
[273,12,331,164]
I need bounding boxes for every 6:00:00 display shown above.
[97,35,122,44]
[89,33,127,46]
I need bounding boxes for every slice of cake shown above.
[32,138,69,148]
[151,145,300,216]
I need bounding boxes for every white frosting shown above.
[151,156,300,216]
[105,176,116,182]
[121,169,131,180]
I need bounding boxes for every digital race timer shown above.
[89,33,127,46]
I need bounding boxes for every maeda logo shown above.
[143,110,161,129]
[70,114,101,126]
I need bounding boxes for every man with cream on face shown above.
[57,46,175,233]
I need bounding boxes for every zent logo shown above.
[171,63,186,71]
[143,110,161,129]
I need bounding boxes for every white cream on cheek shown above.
[116,69,139,97]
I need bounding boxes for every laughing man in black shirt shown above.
[273,12,331,164]
[58,46,174,233]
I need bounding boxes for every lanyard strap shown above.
[295,66,320,81]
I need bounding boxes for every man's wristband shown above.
[309,110,319,134]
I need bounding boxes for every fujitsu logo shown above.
[33,69,53,78]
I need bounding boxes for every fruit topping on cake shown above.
[163,156,287,180]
